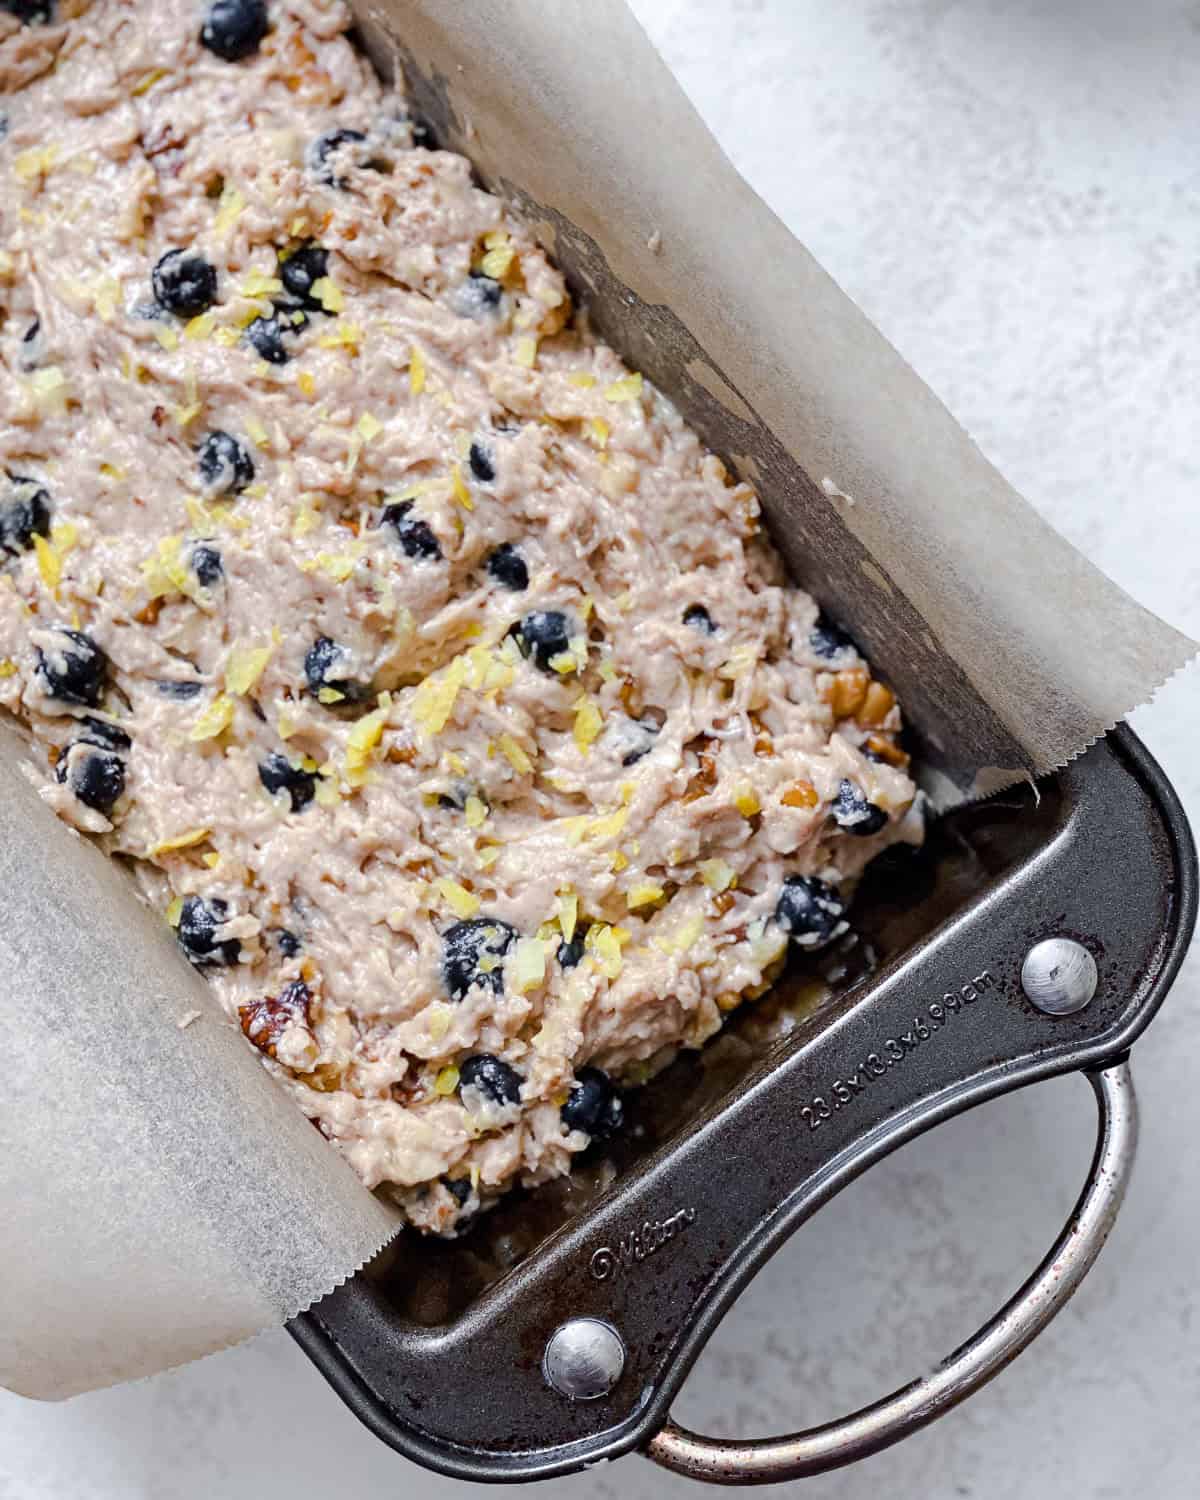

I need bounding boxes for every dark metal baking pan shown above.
[291,723,1196,1482]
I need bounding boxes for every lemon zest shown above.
[411,654,469,736]
[498,733,532,775]
[225,641,274,696]
[733,783,761,817]
[33,535,61,592]
[434,1064,460,1096]
[512,936,546,993]
[450,463,473,510]
[604,372,643,402]
[214,184,245,237]
[435,878,481,919]
[585,924,623,979]
[311,275,344,313]
[699,858,736,893]
[131,68,166,96]
[572,695,603,753]
[188,694,235,741]
[240,269,283,299]
[409,343,426,395]
[480,242,514,280]
[345,704,388,784]
[317,321,362,352]
[150,827,211,856]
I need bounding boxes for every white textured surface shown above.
[2,1,1197,1495]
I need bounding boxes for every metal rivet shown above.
[1021,938,1098,1016]
[543,1318,625,1401]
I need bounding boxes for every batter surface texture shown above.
[0,0,919,1231]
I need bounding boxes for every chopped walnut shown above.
[683,737,719,802]
[239,978,314,1061]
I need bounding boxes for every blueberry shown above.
[305,635,346,690]
[558,932,586,970]
[190,544,223,586]
[441,917,516,1001]
[304,636,365,701]
[512,610,571,671]
[0,1,53,23]
[197,430,254,494]
[468,441,495,482]
[831,778,888,837]
[178,895,241,966]
[774,874,848,950]
[618,714,660,767]
[258,750,318,812]
[683,603,716,634]
[403,111,435,149]
[271,927,302,957]
[485,542,528,592]
[243,312,291,364]
[152,249,218,319]
[199,0,269,61]
[458,1053,522,1107]
[306,128,368,188]
[443,1176,472,1207]
[75,715,131,752]
[279,244,329,310]
[18,317,43,371]
[156,679,204,699]
[381,501,442,561]
[54,718,130,812]
[561,1066,624,1140]
[809,611,856,661]
[0,473,51,556]
[35,628,108,707]
[58,746,125,814]
[451,271,503,319]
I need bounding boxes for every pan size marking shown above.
[589,1207,697,1281]
[798,970,996,1132]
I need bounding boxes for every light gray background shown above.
[3,1,1197,1496]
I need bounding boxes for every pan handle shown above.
[645,1059,1136,1486]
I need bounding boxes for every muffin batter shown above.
[0,0,920,1231]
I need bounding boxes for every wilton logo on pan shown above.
[589,1207,697,1280]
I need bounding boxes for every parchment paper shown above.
[0,726,400,1400]
[360,0,1196,806]
[2,0,1194,1404]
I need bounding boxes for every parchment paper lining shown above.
[360,0,1195,807]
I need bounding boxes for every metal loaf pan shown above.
[292,726,1196,1481]
[287,9,1196,1483]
